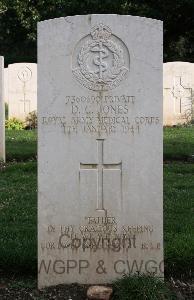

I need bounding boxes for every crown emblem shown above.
[91,24,112,41]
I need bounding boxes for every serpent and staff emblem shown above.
[72,24,129,91]
[91,41,108,80]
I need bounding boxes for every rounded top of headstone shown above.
[38,14,162,26]
[164,61,194,73]
[8,62,37,67]
[164,61,194,65]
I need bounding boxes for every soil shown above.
[0,276,193,299]
[0,282,87,300]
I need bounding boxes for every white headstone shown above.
[163,62,194,125]
[0,56,5,162]
[38,14,163,288]
[4,68,8,104]
[7,63,37,121]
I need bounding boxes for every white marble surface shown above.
[7,63,37,120]
[163,62,194,125]
[38,14,163,288]
[0,56,5,162]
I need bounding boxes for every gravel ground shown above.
[0,282,87,300]
[0,276,193,299]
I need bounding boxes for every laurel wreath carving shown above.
[77,41,98,83]
[77,39,127,85]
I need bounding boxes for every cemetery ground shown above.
[0,127,194,299]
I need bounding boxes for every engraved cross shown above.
[20,93,30,113]
[171,76,192,113]
[80,139,122,211]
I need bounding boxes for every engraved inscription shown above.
[41,93,160,136]
[40,219,161,255]
[72,24,129,91]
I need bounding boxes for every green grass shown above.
[6,129,37,161]
[164,162,194,279]
[0,162,37,274]
[0,127,194,283]
[164,126,194,161]
[5,127,194,162]
[113,274,175,300]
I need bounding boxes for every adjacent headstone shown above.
[0,56,5,162]
[7,63,37,120]
[163,62,194,126]
[4,68,8,104]
[38,14,163,288]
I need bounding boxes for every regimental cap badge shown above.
[72,23,130,91]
